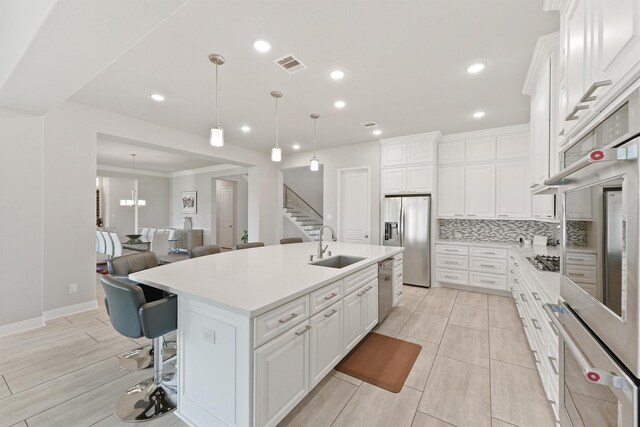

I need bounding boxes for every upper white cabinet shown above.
[437,166,465,217]
[465,164,496,218]
[496,133,530,160]
[549,0,640,142]
[380,132,439,194]
[565,187,593,219]
[496,161,531,219]
[438,140,465,165]
[466,137,496,163]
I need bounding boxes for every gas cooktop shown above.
[526,255,560,272]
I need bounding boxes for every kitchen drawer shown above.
[577,283,598,298]
[393,283,403,306]
[436,268,469,286]
[565,252,597,266]
[469,271,507,291]
[343,264,378,295]
[435,254,468,270]
[309,280,343,315]
[391,265,404,286]
[436,244,468,256]
[254,295,310,348]
[566,265,597,285]
[392,253,404,267]
[469,257,507,274]
[469,246,508,259]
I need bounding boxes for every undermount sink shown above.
[309,255,366,269]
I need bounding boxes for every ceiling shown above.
[97,135,225,173]
[72,0,558,154]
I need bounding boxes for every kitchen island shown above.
[130,242,404,427]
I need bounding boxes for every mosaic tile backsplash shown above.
[438,219,589,246]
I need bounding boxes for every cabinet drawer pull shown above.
[397,273,403,277]
[444,249,457,252]
[454,214,464,217]
[443,261,457,265]
[510,270,515,274]
[565,104,589,121]
[397,291,403,296]
[467,214,477,217]
[365,286,373,291]
[323,292,338,300]
[569,272,586,277]
[532,318,542,330]
[514,262,519,267]
[514,279,519,284]
[559,128,565,136]
[324,309,338,318]
[480,279,495,284]
[548,356,559,376]
[532,350,541,363]
[480,264,495,268]
[497,214,508,217]
[520,293,528,302]
[385,276,391,281]
[295,325,311,336]
[357,291,366,296]
[549,320,559,337]
[279,313,298,324]
[567,257,585,262]
[579,80,612,102]
[444,275,458,279]
[532,292,541,301]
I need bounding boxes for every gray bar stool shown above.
[236,242,265,250]
[280,237,303,244]
[189,244,221,258]
[107,252,176,370]
[100,275,177,422]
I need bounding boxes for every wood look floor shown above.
[0,280,554,427]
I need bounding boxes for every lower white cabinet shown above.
[309,302,343,388]
[254,321,310,427]
[435,243,508,291]
[343,280,378,353]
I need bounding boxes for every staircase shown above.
[283,184,323,241]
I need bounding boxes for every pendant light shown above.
[120,154,146,207]
[209,54,225,147]
[271,91,283,162]
[310,113,320,171]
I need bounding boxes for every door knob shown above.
[365,234,369,238]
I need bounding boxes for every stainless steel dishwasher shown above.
[378,258,394,322]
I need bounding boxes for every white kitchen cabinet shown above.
[381,144,406,168]
[591,0,640,109]
[465,137,496,163]
[363,282,378,333]
[254,321,310,427]
[564,0,589,133]
[438,140,465,165]
[342,288,364,353]
[406,140,434,164]
[437,166,465,217]
[532,57,552,185]
[381,167,406,194]
[465,164,496,218]
[309,303,343,388]
[406,165,433,193]
[496,133,530,160]
[532,195,556,220]
[496,161,531,219]
[565,187,593,219]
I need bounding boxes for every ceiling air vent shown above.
[274,54,307,74]
[361,121,378,128]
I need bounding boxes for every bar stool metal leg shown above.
[119,341,176,371]
[114,337,177,422]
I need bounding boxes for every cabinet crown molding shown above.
[543,0,569,12]
[440,123,529,143]
[522,32,560,96]
[380,130,442,145]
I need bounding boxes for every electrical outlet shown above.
[203,327,216,344]
[68,283,78,294]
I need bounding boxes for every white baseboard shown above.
[43,300,98,321]
[0,316,45,337]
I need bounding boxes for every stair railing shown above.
[283,184,323,225]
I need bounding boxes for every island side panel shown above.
[177,295,253,427]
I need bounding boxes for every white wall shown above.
[0,110,44,330]
[39,100,279,316]
[283,165,323,213]
[281,141,381,244]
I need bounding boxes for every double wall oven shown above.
[545,86,640,426]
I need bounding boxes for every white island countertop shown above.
[130,242,403,317]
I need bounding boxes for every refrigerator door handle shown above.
[399,203,404,247]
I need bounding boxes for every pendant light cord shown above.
[313,118,317,155]
[275,97,279,148]
[215,63,219,126]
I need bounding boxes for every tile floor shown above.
[0,282,555,427]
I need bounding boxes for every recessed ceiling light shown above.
[373,129,382,136]
[150,93,165,102]
[473,111,486,118]
[241,125,251,132]
[466,62,486,74]
[292,144,300,150]
[330,70,345,80]
[334,100,346,109]
[253,38,272,53]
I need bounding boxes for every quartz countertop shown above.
[435,239,561,301]
[130,242,403,317]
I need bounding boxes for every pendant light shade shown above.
[271,91,283,162]
[209,54,225,147]
[310,113,320,171]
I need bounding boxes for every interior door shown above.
[338,168,370,243]
[218,186,234,248]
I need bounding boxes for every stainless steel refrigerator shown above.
[383,195,431,287]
